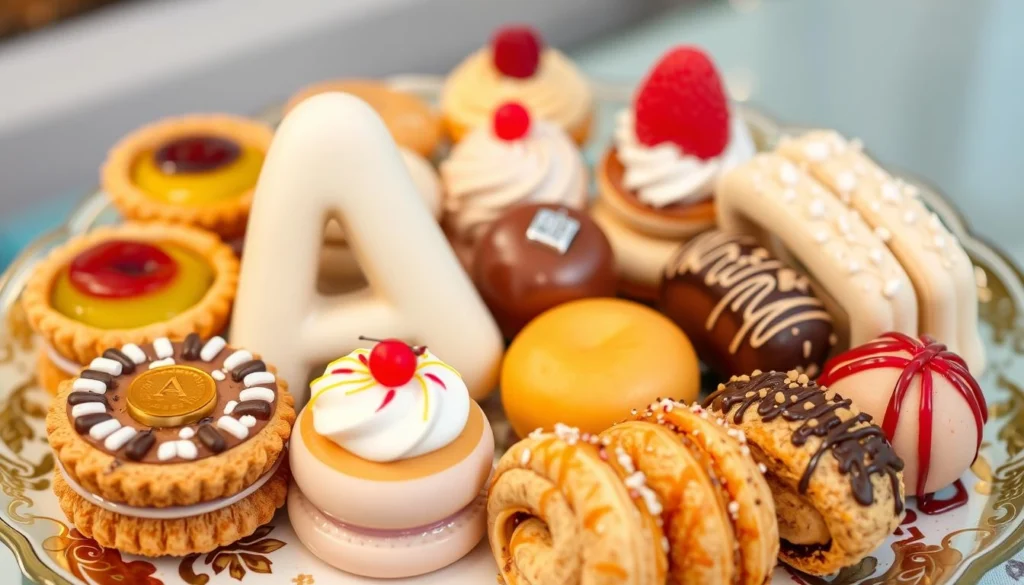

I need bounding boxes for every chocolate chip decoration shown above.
[125,431,156,461]
[182,333,202,360]
[231,359,266,382]
[198,424,226,453]
[68,392,108,406]
[103,348,137,374]
[74,413,113,434]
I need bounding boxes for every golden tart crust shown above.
[46,370,294,508]
[102,114,273,239]
[23,222,238,365]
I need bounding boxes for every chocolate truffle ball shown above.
[471,204,616,339]
[660,230,834,378]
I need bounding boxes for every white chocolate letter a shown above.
[231,93,503,407]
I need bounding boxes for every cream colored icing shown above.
[308,348,470,463]
[441,119,587,242]
[615,108,755,208]
[441,48,592,135]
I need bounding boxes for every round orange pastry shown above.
[23,223,238,393]
[285,79,443,157]
[103,114,274,240]
[501,298,700,437]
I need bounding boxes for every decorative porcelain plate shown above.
[0,78,1022,585]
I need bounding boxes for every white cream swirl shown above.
[614,108,755,208]
[441,119,587,241]
[309,348,469,463]
[441,48,592,135]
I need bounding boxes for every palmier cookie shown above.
[705,370,905,575]
[46,335,295,556]
[624,401,778,585]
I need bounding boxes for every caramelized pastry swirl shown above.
[488,428,666,585]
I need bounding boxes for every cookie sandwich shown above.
[46,335,295,556]
[706,370,905,575]
[23,223,238,394]
[288,339,494,578]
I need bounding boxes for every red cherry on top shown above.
[367,339,419,387]
[492,25,542,78]
[69,240,178,298]
[493,102,532,141]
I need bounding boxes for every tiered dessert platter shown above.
[0,75,1022,585]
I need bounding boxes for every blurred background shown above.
[0,0,1021,269]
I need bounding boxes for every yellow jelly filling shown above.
[132,143,264,205]
[51,244,214,329]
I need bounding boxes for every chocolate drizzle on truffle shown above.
[182,333,202,360]
[706,370,904,514]
[103,348,136,374]
[231,360,266,383]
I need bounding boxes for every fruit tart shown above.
[23,223,238,393]
[102,114,274,240]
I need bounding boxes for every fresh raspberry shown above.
[634,46,730,160]
[492,25,542,78]
[493,102,531,140]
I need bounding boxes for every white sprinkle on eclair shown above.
[179,427,195,440]
[157,442,177,461]
[224,400,238,415]
[153,337,173,359]
[176,440,198,460]
[212,370,226,381]
[239,415,257,428]
[200,336,227,362]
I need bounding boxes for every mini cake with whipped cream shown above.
[288,338,494,578]
[820,332,986,513]
[592,45,756,300]
[441,101,587,267]
[22,223,239,394]
[441,25,593,144]
[45,334,295,556]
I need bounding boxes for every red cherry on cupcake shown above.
[492,25,542,78]
[493,102,532,141]
[69,240,178,298]
[363,338,422,387]
[634,46,730,160]
[156,135,241,174]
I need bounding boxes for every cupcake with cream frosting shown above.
[441,25,593,144]
[288,338,494,578]
[441,102,587,264]
[592,45,756,300]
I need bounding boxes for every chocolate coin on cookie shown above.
[45,334,296,557]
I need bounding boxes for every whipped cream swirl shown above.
[309,348,470,463]
[614,109,754,208]
[441,49,592,135]
[442,120,587,241]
